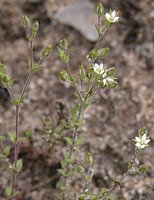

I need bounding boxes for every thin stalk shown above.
[74,83,83,101]
[65,61,84,160]
[11,105,19,198]
[10,40,34,199]
[62,99,84,200]
[20,70,33,100]
[7,87,15,100]
[109,151,138,193]
[68,99,83,159]
[96,16,102,49]
[62,62,84,200]
[66,61,72,78]
[84,82,97,100]
[20,40,33,100]
[67,62,83,101]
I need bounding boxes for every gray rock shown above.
[54,0,98,42]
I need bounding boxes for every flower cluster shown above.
[135,134,150,149]
[93,63,104,75]
[105,10,119,23]
[93,63,116,86]
[0,63,13,88]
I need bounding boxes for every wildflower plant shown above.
[77,128,151,200]
[134,128,150,150]
[0,16,52,199]
[105,10,119,24]
[0,2,151,200]
[51,2,151,200]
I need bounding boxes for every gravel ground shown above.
[0,0,154,199]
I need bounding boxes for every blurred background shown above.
[0,0,153,199]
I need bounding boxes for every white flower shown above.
[93,63,104,74]
[102,72,114,85]
[135,134,150,149]
[105,10,119,23]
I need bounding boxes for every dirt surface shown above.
[0,0,154,200]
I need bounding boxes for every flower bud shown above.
[78,165,85,175]
[22,16,30,29]
[86,152,93,166]
[96,3,104,16]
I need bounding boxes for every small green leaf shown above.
[138,164,148,174]
[0,64,14,88]
[138,127,147,137]
[5,186,12,197]
[31,63,42,72]
[64,137,73,146]
[11,97,24,106]
[105,19,111,27]
[78,65,86,81]
[86,152,93,166]
[31,20,39,39]
[57,47,69,63]
[71,104,79,115]
[58,168,66,177]
[95,25,101,36]
[106,67,115,76]
[128,160,134,170]
[60,38,68,49]
[88,48,109,60]
[16,159,23,173]
[88,49,98,60]
[8,132,16,143]
[97,48,110,58]
[22,16,30,29]
[78,165,85,175]
[106,79,118,88]
[60,70,68,81]
[41,45,52,58]
[96,2,104,16]
[3,146,11,156]
[24,130,32,137]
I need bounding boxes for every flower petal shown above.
[103,79,106,85]
[135,143,141,147]
[94,63,99,68]
[142,134,147,141]
[100,63,104,69]
[114,17,119,21]
[106,77,113,82]
[135,137,140,142]
[112,10,116,18]
[105,13,110,20]
[145,139,150,144]
[141,144,145,148]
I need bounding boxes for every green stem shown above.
[20,70,33,100]
[20,40,33,100]
[11,105,19,199]
[10,40,34,199]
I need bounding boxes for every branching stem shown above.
[10,40,34,199]
[11,105,19,198]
